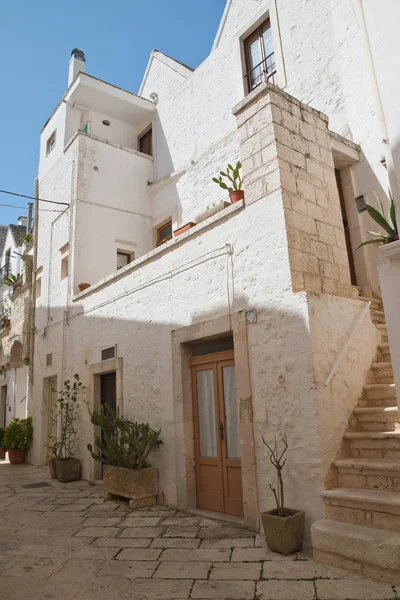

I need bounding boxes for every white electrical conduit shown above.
[324,301,371,386]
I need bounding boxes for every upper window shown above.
[4,249,11,278]
[244,20,275,92]
[156,220,172,246]
[117,250,134,270]
[139,127,152,157]
[46,130,57,156]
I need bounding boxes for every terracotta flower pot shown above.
[78,283,90,293]
[8,449,28,465]
[56,458,81,483]
[261,508,305,555]
[173,222,196,237]
[229,189,245,204]
[0,448,6,460]
[48,458,58,479]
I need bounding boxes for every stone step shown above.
[353,406,399,432]
[321,487,400,531]
[367,362,394,384]
[377,343,391,360]
[311,519,400,584]
[345,430,400,459]
[370,309,386,324]
[363,383,396,405]
[359,296,383,311]
[376,324,388,343]
[334,458,400,490]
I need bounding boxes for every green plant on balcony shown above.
[4,273,23,287]
[358,191,399,248]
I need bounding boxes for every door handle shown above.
[219,421,224,441]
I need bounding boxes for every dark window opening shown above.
[139,127,153,156]
[157,220,172,246]
[117,251,133,270]
[191,335,234,357]
[244,19,276,92]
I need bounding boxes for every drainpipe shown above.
[27,179,39,419]
[355,0,400,209]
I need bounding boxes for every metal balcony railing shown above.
[244,52,276,92]
[0,264,10,286]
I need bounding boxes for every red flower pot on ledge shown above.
[229,189,245,204]
[78,283,91,293]
[173,222,196,237]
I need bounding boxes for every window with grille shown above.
[244,20,276,92]
[101,346,116,361]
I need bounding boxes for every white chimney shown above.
[68,48,86,86]
[18,216,28,228]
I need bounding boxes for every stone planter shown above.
[8,449,28,465]
[380,239,400,261]
[261,508,305,555]
[48,458,58,479]
[0,448,6,460]
[229,189,245,204]
[103,464,158,508]
[173,222,196,237]
[56,458,81,483]
[195,201,231,224]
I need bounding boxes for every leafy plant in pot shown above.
[213,161,244,204]
[53,374,83,482]
[260,432,305,555]
[4,417,33,464]
[87,404,162,508]
[0,427,6,460]
[357,191,398,248]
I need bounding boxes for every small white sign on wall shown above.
[246,309,257,323]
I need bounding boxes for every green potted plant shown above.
[54,374,83,482]
[213,161,244,204]
[260,432,305,555]
[358,191,398,249]
[4,273,23,288]
[88,404,162,508]
[47,439,59,479]
[0,426,6,460]
[195,200,231,224]
[4,417,33,464]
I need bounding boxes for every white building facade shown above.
[29,0,400,582]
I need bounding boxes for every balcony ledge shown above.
[380,239,400,261]
[73,199,244,301]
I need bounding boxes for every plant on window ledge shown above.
[358,191,398,248]
[4,273,23,287]
[213,161,244,204]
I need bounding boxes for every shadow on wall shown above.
[30,290,325,531]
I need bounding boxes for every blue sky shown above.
[0,0,226,225]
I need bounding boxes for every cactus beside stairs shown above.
[312,294,400,585]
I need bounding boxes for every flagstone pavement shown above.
[0,462,398,600]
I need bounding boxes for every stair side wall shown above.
[307,293,380,489]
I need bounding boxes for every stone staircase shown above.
[312,295,400,584]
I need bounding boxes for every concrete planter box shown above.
[56,458,81,483]
[261,508,305,555]
[195,201,231,224]
[103,465,158,509]
[380,239,400,261]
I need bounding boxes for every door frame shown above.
[88,357,123,481]
[172,312,258,530]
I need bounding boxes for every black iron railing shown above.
[0,264,10,286]
[244,52,276,92]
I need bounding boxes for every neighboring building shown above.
[29,0,400,583]
[0,216,33,427]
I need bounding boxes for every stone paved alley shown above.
[0,463,398,600]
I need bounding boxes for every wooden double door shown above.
[191,351,243,517]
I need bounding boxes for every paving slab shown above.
[154,560,211,579]
[117,548,162,561]
[99,559,159,579]
[49,558,105,582]
[191,580,255,598]
[256,580,316,599]
[210,561,262,580]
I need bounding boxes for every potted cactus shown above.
[260,432,305,555]
[213,161,244,204]
[4,417,33,464]
[88,404,162,508]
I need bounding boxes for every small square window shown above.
[156,220,172,246]
[46,352,53,367]
[139,127,152,156]
[36,277,42,299]
[117,251,134,270]
[61,255,68,280]
[46,130,57,156]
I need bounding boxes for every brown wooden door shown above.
[191,351,243,517]
[335,169,357,285]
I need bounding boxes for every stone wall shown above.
[234,83,357,299]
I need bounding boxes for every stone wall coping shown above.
[232,82,329,123]
[64,130,154,162]
[73,199,245,301]
[329,130,361,153]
